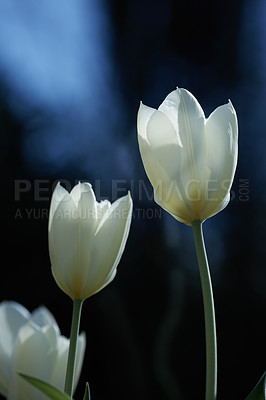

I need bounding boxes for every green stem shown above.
[192,220,217,400]
[64,299,83,398]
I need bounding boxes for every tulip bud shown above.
[48,182,133,300]
[0,301,85,400]
[137,87,238,225]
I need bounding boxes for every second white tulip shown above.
[48,182,133,301]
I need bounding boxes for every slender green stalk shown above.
[192,220,217,400]
[64,299,83,398]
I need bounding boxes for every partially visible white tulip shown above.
[48,182,133,301]
[0,301,86,400]
[137,87,238,225]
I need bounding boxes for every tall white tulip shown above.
[48,182,133,301]
[137,87,238,225]
[0,301,85,400]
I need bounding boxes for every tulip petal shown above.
[73,332,86,390]
[96,200,111,221]
[9,321,59,400]
[50,331,85,393]
[137,102,156,142]
[201,101,238,220]
[139,135,194,223]
[70,182,97,216]
[205,100,238,183]
[203,192,230,221]
[174,89,208,211]
[79,193,133,299]
[49,336,68,392]
[49,187,80,298]
[138,103,174,186]
[154,190,193,225]
[0,302,30,396]
[48,183,70,231]
[158,88,183,146]
[146,109,181,177]
[138,89,210,223]
[138,103,195,223]
[159,88,206,162]
[31,307,59,332]
[65,184,100,298]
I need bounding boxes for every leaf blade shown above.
[19,373,73,400]
[83,382,91,400]
[245,372,266,400]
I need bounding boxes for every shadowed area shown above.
[1,0,265,399]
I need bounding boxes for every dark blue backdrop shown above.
[1,0,265,399]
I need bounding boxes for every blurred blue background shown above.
[1,0,265,399]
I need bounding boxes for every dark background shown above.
[1,0,265,399]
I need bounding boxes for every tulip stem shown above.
[192,220,217,400]
[64,299,83,398]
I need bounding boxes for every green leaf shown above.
[245,372,266,400]
[83,382,91,400]
[19,373,73,400]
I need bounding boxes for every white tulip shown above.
[137,87,238,225]
[0,301,85,400]
[48,182,133,300]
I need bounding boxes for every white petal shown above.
[138,109,194,223]
[138,102,181,190]
[49,336,68,392]
[49,183,99,299]
[76,183,98,231]
[48,182,69,231]
[64,184,99,298]
[79,192,133,299]
[9,321,58,400]
[70,182,96,214]
[50,332,85,393]
[96,200,111,221]
[154,191,193,226]
[138,89,209,223]
[202,101,238,219]
[146,109,181,175]
[158,88,182,146]
[49,186,74,295]
[137,102,156,142]
[31,307,59,332]
[174,89,208,209]
[70,182,99,240]
[201,192,230,222]
[73,332,86,391]
[70,184,99,294]
[0,302,30,396]
[49,189,79,297]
